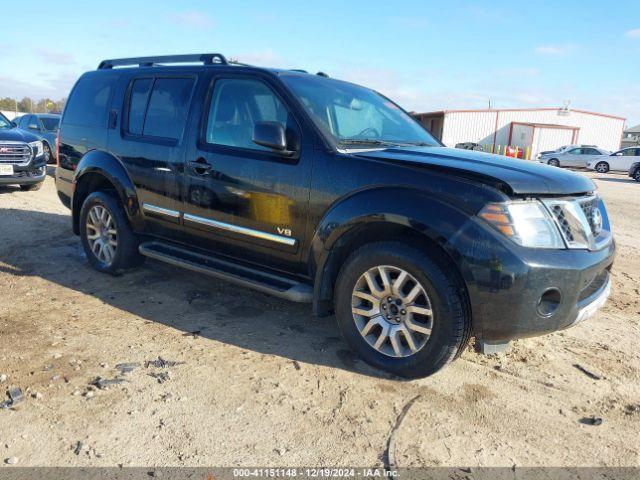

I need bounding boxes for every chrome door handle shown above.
[188,158,212,174]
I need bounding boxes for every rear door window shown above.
[127,78,153,135]
[124,77,195,141]
[63,74,116,127]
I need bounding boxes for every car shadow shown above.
[0,207,394,379]
[594,176,636,184]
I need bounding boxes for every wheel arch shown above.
[72,151,142,235]
[309,187,477,319]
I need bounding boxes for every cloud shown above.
[174,11,214,30]
[625,28,640,38]
[534,44,574,56]
[35,48,75,65]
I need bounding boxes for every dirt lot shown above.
[0,169,638,468]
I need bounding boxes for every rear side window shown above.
[64,74,115,127]
[125,77,194,140]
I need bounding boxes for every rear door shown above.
[580,147,603,167]
[181,72,312,272]
[108,73,197,239]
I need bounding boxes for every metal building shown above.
[413,108,626,158]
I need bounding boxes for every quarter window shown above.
[63,73,116,127]
[205,78,292,151]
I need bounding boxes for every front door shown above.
[182,74,312,272]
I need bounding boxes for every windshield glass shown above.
[281,75,439,148]
[40,117,60,132]
[0,113,12,129]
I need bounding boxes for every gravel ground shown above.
[0,169,638,467]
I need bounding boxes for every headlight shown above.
[28,141,44,158]
[478,201,565,249]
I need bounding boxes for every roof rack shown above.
[98,53,228,70]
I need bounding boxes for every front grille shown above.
[579,197,600,236]
[543,195,610,250]
[550,205,575,242]
[0,143,31,164]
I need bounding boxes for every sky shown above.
[1,0,639,126]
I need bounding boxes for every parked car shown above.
[586,147,640,173]
[628,162,640,182]
[0,112,47,190]
[538,146,609,168]
[14,113,60,164]
[455,142,483,151]
[56,54,615,378]
[538,145,570,158]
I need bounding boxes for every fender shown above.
[72,151,143,234]
[309,186,503,316]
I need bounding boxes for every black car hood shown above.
[353,146,595,195]
[0,127,40,143]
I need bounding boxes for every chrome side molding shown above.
[183,213,297,247]
[142,203,181,219]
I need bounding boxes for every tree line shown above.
[0,97,67,114]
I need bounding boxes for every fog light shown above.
[538,288,561,316]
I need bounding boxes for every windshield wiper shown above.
[338,139,402,148]
[338,139,434,148]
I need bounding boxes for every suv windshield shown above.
[0,113,12,129]
[40,117,60,132]
[281,75,439,148]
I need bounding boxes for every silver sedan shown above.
[538,146,610,168]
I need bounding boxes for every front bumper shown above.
[450,218,616,342]
[0,164,46,186]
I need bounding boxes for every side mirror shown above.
[10,121,17,127]
[253,121,292,155]
[28,124,40,131]
[615,152,623,156]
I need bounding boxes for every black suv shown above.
[55,54,615,378]
[0,112,47,191]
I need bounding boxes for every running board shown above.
[138,241,313,303]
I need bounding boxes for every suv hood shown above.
[0,127,40,143]
[354,146,595,195]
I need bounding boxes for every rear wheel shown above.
[79,191,144,275]
[634,169,640,182]
[547,158,560,167]
[334,242,470,378]
[595,161,609,173]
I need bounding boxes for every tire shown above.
[19,182,43,191]
[634,169,640,182]
[547,158,560,167]
[595,161,609,173]
[334,241,471,379]
[43,143,53,164]
[79,191,145,275]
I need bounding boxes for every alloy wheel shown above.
[596,163,608,173]
[351,265,433,358]
[86,205,118,266]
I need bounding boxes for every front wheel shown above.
[79,191,144,275]
[547,158,560,167]
[595,161,609,173]
[43,143,53,164]
[633,169,640,182]
[334,242,471,378]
